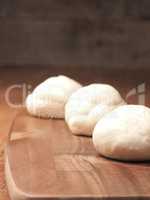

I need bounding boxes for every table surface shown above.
[0,67,150,199]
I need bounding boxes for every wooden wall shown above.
[0,0,150,69]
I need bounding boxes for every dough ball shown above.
[65,84,125,136]
[26,75,82,118]
[93,105,150,161]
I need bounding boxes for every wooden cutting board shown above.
[5,113,150,200]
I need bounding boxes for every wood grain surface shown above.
[0,66,149,200]
[5,113,150,199]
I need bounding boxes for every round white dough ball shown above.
[93,105,150,161]
[26,75,82,118]
[65,84,125,136]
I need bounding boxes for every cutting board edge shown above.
[6,144,150,200]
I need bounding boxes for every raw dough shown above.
[65,84,125,136]
[26,75,82,118]
[93,105,150,161]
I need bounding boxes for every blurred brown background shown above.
[0,0,150,69]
